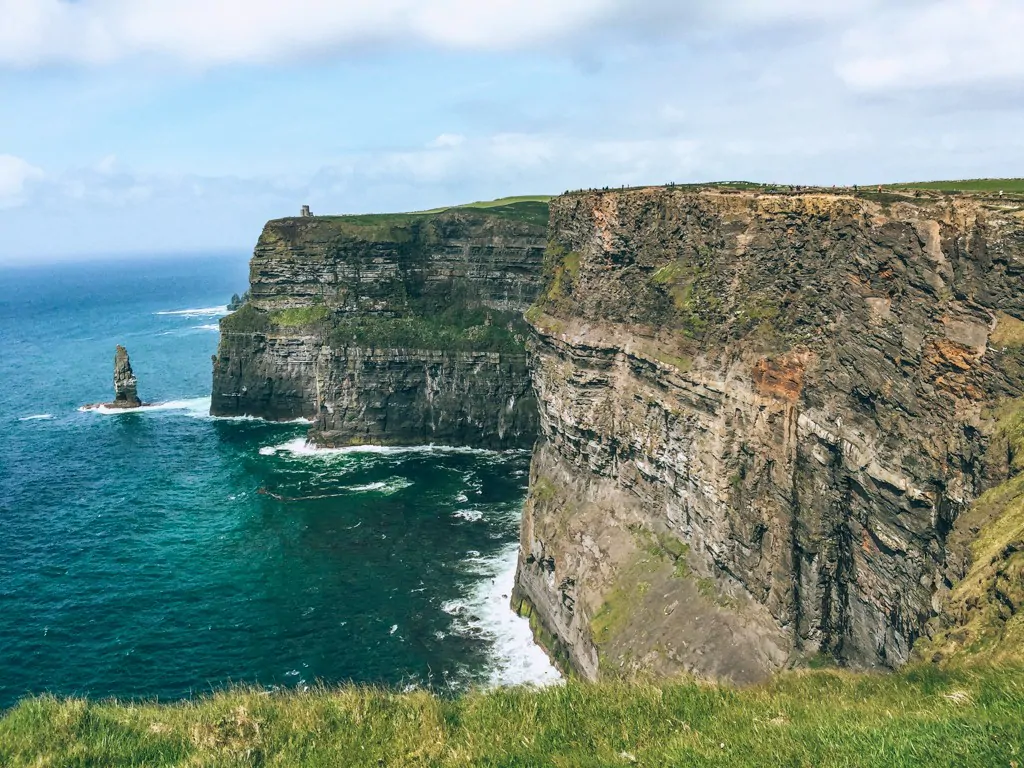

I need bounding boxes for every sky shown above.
[1,0,1023,263]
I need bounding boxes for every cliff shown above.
[211,202,548,448]
[212,186,1024,683]
[512,186,1024,683]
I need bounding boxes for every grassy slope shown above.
[915,397,1024,665]
[883,178,1024,193]
[557,179,1024,195]
[416,195,553,213]
[311,197,552,231]
[2,666,1022,767]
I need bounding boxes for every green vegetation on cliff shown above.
[417,196,552,226]
[311,198,550,237]
[3,666,1022,767]
[885,178,1024,193]
[220,302,527,354]
[917,398,1024,665]
[219,303,270,333]
[327,307,528,353]
[271,305,330,327]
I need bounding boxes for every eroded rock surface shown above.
[109,345,142,409]
[512,187,1024,683]
[211,204,547,448]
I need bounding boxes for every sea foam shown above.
[448,542,562,688]
[154,306,228,317]
[259,438,515,458]
[79,397,212,417]
[80,398,312,425]
[344,478,414,495]
[18,414,54,421]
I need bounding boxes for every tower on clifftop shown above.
[300,204,312,217]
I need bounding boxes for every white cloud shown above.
[428,134,466,149]
[0,0,624,67]
[838,0,1024,90]
[0,155,44,208]
[313,133,703,199]
[0,0,908,70]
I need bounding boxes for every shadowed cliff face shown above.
[513,187,1024,683]
[211,205,547,448]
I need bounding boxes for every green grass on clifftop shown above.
[417,195,552,212]
[310,197,551,234]
[883,178,1024,193]
[2,666,1022,767]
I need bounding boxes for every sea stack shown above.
[110,345,142,408]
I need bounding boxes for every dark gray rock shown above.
[210,205,548,449]
[109,345,142,409]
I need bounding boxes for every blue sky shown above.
[1,0,1023,263]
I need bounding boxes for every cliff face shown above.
[512,187,1024,683]
[211,203,547,448]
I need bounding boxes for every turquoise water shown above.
[0,255,556,710]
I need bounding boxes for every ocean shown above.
[0,254,557,710]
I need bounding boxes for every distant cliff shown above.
[211,201,548,448]
[512,186,1024,683]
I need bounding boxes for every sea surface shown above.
[0,254,557,710]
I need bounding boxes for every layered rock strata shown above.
[110,345,142,409]
[211,204,547,448]
[512,187,1024,683]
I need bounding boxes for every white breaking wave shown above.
[79,397,314,425]
[344,478,414,495]
[259,438,516,458]
[225,414,312,425]
[193,324,220,331]
[453,509,484,522]
[154,306,228,317]
[447,542,562,688]
[18,413,54,421]
[79,397,212,417]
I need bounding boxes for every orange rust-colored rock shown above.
[752,351,812,403]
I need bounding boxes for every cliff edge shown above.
[512,185,1024,682]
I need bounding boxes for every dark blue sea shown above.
[0,254,556,710]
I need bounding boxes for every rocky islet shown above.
[83,344,145,410]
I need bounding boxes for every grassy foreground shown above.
[2,666,1022,767]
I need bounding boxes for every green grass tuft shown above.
[219,302,270,333]
[270,305,330,328]
[327,308,528,354]
[2,667,1023,766]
